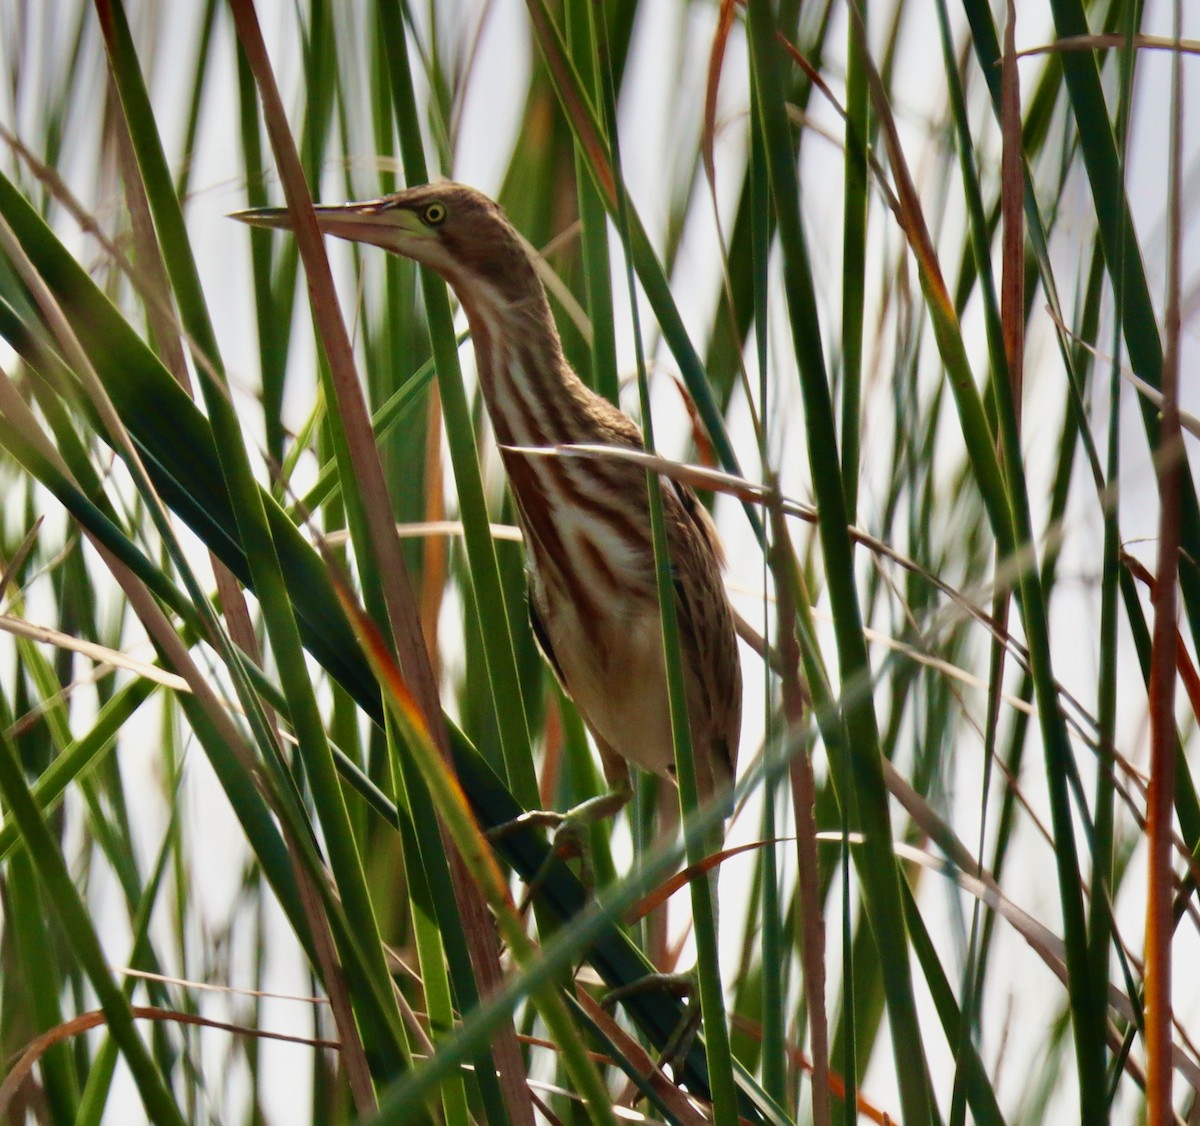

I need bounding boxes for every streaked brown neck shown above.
[456,281,604,451]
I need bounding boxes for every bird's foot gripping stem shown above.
[484,781,633,908]
[603,970,703,1077]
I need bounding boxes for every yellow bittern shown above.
[236,183,741,829]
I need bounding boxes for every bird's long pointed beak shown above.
[230,198,428,251]
[228,204,294,231]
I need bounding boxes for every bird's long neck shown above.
[454,274,654,614]
[458,286,603,450]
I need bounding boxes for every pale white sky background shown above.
[4,0,1200,1121]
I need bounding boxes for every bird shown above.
[234,182,741,832]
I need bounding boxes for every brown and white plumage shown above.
[237,183,741,808]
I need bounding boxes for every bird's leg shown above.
[602,822,725,1076]
[485,749,633,905]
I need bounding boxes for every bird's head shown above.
[232,182,539,311]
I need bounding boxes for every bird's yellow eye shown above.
[423,202,447,227]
